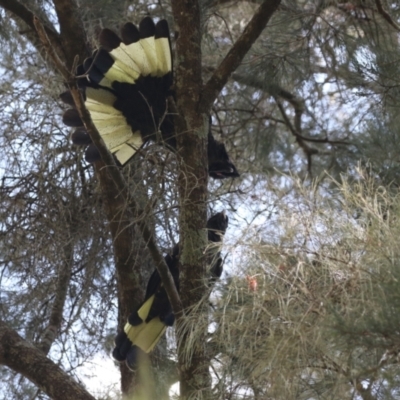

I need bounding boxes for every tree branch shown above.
[200,0,282,112]
[52,0,89,65]
[275,97,317,174]
[0,320,95,400]
[171,0,210,395]
[33,16,182,329]
[37,243,73,354]
[375,0,400,32]
[210,67,351,161]
[0,0,64,58]
[0,6,176,395]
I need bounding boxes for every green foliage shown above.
[203,173,400,399]
[2,0,400,399]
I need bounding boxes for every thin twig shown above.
[275,97,317,174]
[33,16,183,318]
[200,0,282,112]
[375,0,400,32]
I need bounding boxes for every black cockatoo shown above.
[112,211,228,370]
[61,17,239,179]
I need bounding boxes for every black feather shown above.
[112,346,125,362]
[121,22,140,44]
[60,90,75,106]
[89,49,114,78]
[61,17,239,178]
[126,346,146,371]
[85,144,101,163]
[114,331,127,347]
[155,20,170,39]
[71,127,92,146]
[112,212,228,369]
[99,28,121,51]
[63,109,82,127]
[208,134,240,179]
[207,211,229,241]
[139,17,156,38]
[112,76,169,135]
[128,311,144,326]
[118,334,133,358]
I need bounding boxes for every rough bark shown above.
[0,320,95,400]
[1,1,283,398]
[37,242,73,355]
[52,0,89,64]
[171,0,210,397]
[1,3,180,396]
[170,0,282,397]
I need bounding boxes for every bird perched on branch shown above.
[61,17,239,179]
[112,211,229,370]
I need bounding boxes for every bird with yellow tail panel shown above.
[112,211,228,370]
[61,17,239,179]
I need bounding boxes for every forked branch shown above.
[200,0,282,112]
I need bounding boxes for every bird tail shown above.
[112,295,168,370]
[124,295,168,353]
[112,212,229,369]
[124,318,167,354]
[61,17,173,166]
